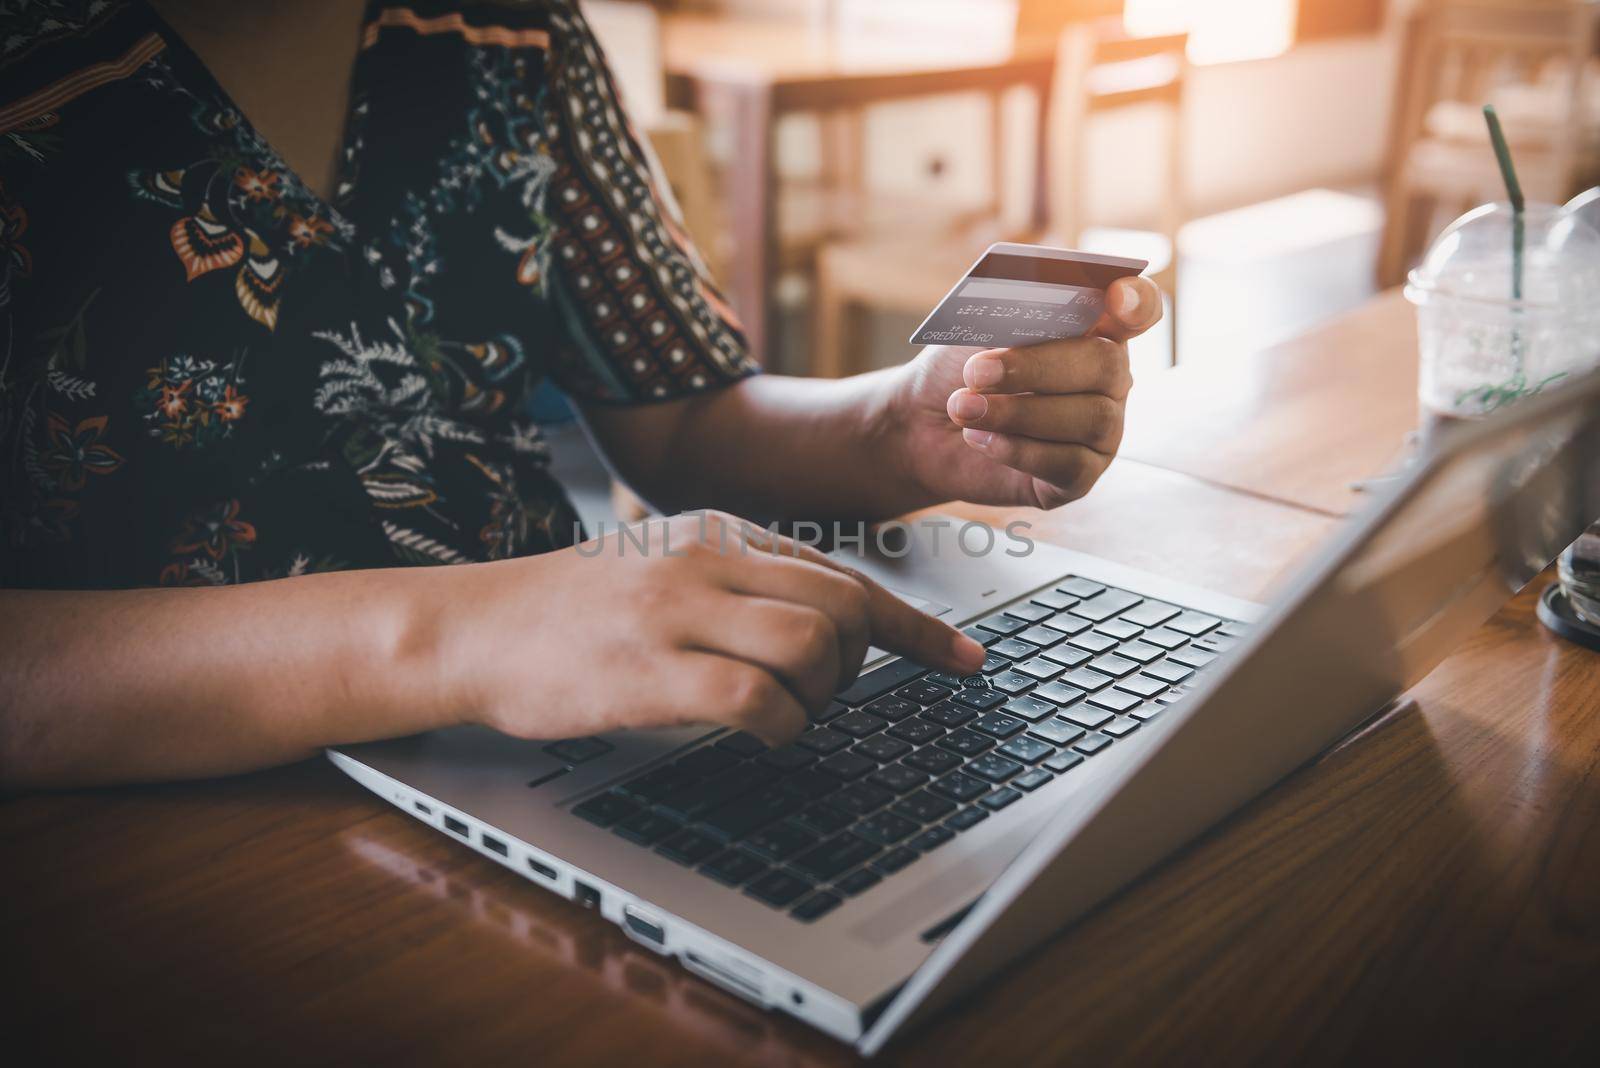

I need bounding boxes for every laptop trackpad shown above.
[849,809,1051,946]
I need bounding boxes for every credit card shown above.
[909,242,1148,348]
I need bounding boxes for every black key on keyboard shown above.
[815,701,848,723]
[909,826,955,852]
[574,791,640,827]
[656,828,723,865]
[794,804,855,836]
[831,782,894,817]
[832,710,889,739]
[888,719,945,745]
[1121,601,1180,627]
[1030,588,1077,611]
[980,652,1013,675]
[1004,695,1058,721]
[792,891,843,922]
[1068,631,1119,654]
[745,822,820,861]
[1116,673,1167,699]
[836,868,882,896]
[905,747,962,774]
[818,752,877,781]
[871,848,919,875]
[964,625,999,647]
[796,727,852,755]
[779,768,839,800]
[975,613,1028,636]
[853,811,920,846]
[868,763,928,793]
[924,670,966,688]
[1141,627,1189,649]
[923,701,977,728]
[758,744,818,772]
[1040,644,1092,668]
[836,658,929,706]
[989,638,1037,661]
[865,696,922,722]
[745,869,814,907]
[716,731,769,758]
[1043,749,1084,773]
[988,671,1035,696]
[701,849,766,886]
[1033,681,1087,706]
[1087,688,1141,714]
[1005,602,1054,622]
[981,787,1023,811]
[945,807,989,831]
[967,753,1024,783]
[1102,716,1141,738]
[1145,659,1194,684]
[854,735,912,763]
[953,688,1007,711]
[1062,705,1114,730]
[700,786,796,840]
[656,765,767,819]
[1014,625,1065,648]
[937,728,994,757]
[792,833,879,881]
[1088,654,1139,678]
[1058,577,1105,598]
[929,772,990,803]
[1062,667,1114,691]
[893,789,957,823]
[1168,611,1222,636]
[997,736,1053,764]
[615,810,681,845]
[1117,640,1166,665]
[1014,657,1065,682]
[895,681,953,706]
[971,711,1026,739]
[1013,769,1053,791]
[1070,589,1142,621]
[1030,717,1086,747]
[1073,732,1113,755]
[674,746,740,778]
[1095,619,1143,641]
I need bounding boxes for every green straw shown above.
[1484,104,1524,302]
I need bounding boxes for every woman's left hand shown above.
[880,275,1163,510]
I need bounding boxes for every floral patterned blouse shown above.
[0,0,756,588]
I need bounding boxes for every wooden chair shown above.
[810,18,1189,377]
[1377,0,1600,287]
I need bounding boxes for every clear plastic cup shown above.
[1404,201,1600,433]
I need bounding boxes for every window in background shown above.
[1124,0,1297,65]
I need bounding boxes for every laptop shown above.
[329,366,1600,1055]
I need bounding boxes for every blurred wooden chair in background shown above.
[810,17,1188,378]
[1377,0,1600,287]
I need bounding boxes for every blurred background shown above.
[551,0,1599,512]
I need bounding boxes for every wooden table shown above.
[661,14,1056,363]
[6,293,1599,1065]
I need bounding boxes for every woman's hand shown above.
[429,511,985,747]
[880,275,1163,510]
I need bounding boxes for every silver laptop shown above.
[330,366,1600,1056]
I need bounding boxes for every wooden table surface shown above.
[6,293,1599,1066]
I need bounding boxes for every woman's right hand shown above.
[427,510,986,747]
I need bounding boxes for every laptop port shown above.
[623,907,665,946]
[574,881,601,909]
[413,800,433,816]
[527,855,557,880]
[480,833,508,857]
[443,815,469,837]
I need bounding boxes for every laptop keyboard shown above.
[571,577,1245,924]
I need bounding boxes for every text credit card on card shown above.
[910,242,1148,348]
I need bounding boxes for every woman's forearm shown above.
[581,368,936,523]
[0,570,454,790]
